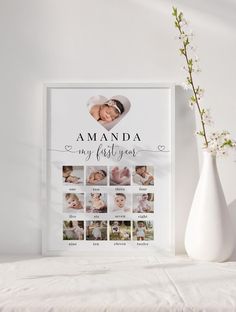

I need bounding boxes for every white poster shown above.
[43,84,174,255]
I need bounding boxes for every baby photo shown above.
[109,166,131,186]
[63,220,84,240]
[110,193,131,213]
[132,221,154,241]
[132,166,154,186]
[87,95,131,131]
[133,193,154,213]
[86,193,107,213]
[109,221,131,241]
[63,193,84,213]
[62,166,84,185]
[86,221,108,240]
[86,166,108,186]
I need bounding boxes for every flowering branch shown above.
[172,7,236,156]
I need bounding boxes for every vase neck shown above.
[202,151,217,168]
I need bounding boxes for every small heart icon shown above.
[158,145,166,151]
[87,95,131,131]
[65,145,73,152]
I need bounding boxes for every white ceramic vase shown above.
[185,151,235,262]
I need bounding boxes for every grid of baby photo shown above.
[62,165,155,242]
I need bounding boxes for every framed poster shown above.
[42,83,175,255]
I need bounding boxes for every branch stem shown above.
[175,11,208,147]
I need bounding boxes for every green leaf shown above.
[172,7,178,16]
[187,77,192,84]
[188,59,193,66]
[222,139,234,147]
[196,131,204,136]
[183,38,190,46]
[178,12,183,21]
[190,95,196,102]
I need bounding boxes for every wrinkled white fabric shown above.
[0,254,235,311]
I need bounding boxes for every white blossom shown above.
[190,45,197,52]
[182,81,191,90]
[192,66,201,73]
[193,55,199,63]
[202,109,213,126]
[179,18,189,28]
[179,33,188,40]
[197,88,205,98]
[206,131,236,156]
[188,99,195,109]
[186,30,194,39]
[195,66,201,73]
[181,65,188,72]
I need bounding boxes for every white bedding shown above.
[0,254,236,311]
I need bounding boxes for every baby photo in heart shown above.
[87,95,131,131]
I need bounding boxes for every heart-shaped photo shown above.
[87,95,131,131]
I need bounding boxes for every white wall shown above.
[0,0,235,254]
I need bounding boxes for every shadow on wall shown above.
[229,200,236,261]
[131,0,236,28]
[173,0,236,28]
[0,140,42,255]
[175,86,199,254]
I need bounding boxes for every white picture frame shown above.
[42,83,175,256]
